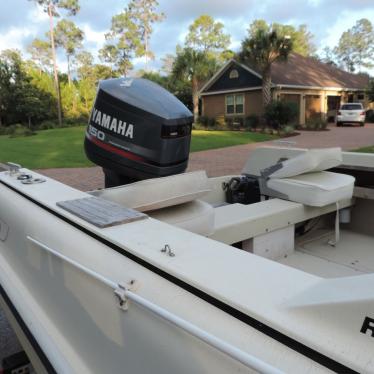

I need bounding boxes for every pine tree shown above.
[28,0,80,126]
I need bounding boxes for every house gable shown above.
[203,61,262,93]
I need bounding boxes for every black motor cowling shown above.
[84,78,193,187]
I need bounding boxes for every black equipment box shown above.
[223,175,261,205]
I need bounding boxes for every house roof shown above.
[270,53,369,90]
[200,53,370,95]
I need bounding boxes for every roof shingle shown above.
[270,53,369,89]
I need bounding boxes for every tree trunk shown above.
[262,67,272,109]
[28,116,31,129]
[192,76,199,123]
[67,54,71,86]
[84,93,88,112]
[123,64,128,78]
[48,3,63,127]
[144,29,148,71]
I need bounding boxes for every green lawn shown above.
[0,126,276,169]
[352,146,374,153]
[190,130,276,152]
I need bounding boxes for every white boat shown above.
[1,146,374,373]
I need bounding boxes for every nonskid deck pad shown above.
[57,196,147,228]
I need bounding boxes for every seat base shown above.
[210,197,354,245]
[148,200,215,236]
[267,171,355,207]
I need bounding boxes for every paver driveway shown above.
[38,123,374,191]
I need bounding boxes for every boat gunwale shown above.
[0,176,359,374]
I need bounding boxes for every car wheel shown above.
[360,122,365,127]
[337,122,342,127]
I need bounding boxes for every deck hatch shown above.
[57,196,147,228]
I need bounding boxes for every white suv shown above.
[336,103,366,127]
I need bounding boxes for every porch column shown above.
[299,94,305,126]
[321,92,326,121]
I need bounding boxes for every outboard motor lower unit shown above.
[85,78,193,187]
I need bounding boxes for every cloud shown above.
[76,0,122,31]
[0,27,35,52]
[158,0,258,22]
[320,8,374,50]
[80,23,106,60]
[0,0,34,32]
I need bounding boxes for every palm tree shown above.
[240,27,292,108]
[172,47,217,122]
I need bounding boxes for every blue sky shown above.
[0,0,373,74]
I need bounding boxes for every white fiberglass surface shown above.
[279,229,374,278]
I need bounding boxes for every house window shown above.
[226,94,244,114]
[229,69,239,79]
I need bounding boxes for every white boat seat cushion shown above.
[267,171,355,207]
[90,171,211,212]
[269,148,342,179]
[149,200,215,236]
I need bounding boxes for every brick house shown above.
[199,53,371,125]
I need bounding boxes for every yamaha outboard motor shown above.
[85,78,193,187]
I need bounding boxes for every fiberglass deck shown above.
[279,229,374,278]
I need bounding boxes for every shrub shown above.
[244,115,259,131]
[319,120,328,130]
[215,115,226,129]
[225,117,233,129]
[225,117,243,130]
[0,126,13,136]
[207,117,217,128]
[62,118,76,127]
[234,117,243,130]
[8,124,36,138]
[366,110,374,123]
[264,101,298,130]
[198,116,209,127]
[192,122,204,130]
[37,120,58,130]
[282,125,296,135]
[305,115,328,131]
